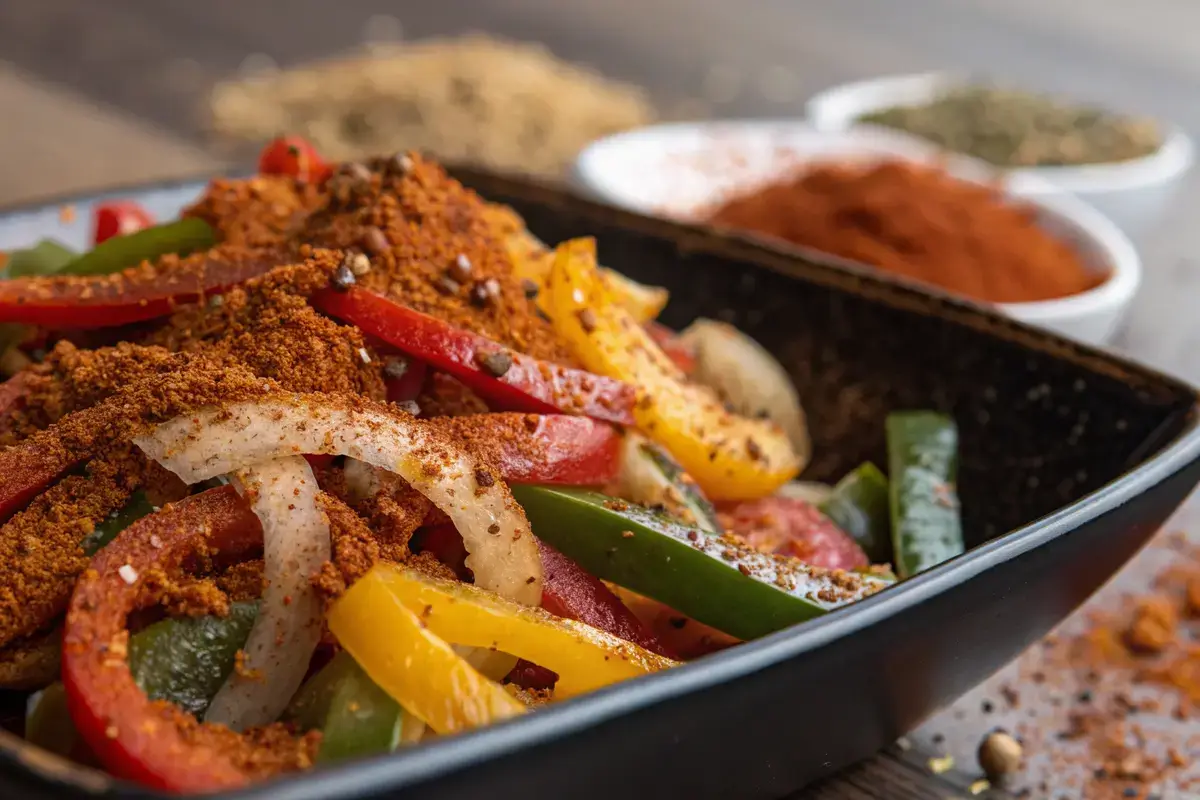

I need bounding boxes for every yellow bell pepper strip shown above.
[486,203,668,322]
[332,564,678,703]
[547,237,802,501]
[327,569,527,735]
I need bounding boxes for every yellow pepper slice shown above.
[547,237,802,501]
[327,568,526,735]
[338,563,677,700]
[486,202,668,322]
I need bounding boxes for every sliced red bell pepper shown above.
[61,486,275,792]
[93,201,154,245]
[0,426,81,524]
[258,136,332,184]
[383,357,428,406]
[645,320,696,375]
[507,540,674,689]
[312,287,635,425]
[717,496,869,571]
[0,249,281,328]
[426,413,620,486]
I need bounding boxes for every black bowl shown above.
[0,169,1197,800]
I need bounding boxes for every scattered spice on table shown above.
[859,86,1163,167]
[705,160,1103,304]
[208,34,657,181]
[990,531,1200,799]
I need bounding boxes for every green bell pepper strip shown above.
[27,601,258,757]
[885,411,964,578]
[126,600,259,717]
[287,651,410,762]
[510,486,890,640]
[820,462,892,564]
[58,217,216,277]
[80,490,156,555]
[5,240,77,278]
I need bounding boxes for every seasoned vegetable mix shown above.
[0,138,965,792]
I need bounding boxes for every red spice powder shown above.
[705,160,1104,305]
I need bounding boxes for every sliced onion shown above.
[775,481,834,506]
[616,432,721,533]
[204,456,330,732]
[133,395,542,606]
[678,319,811,465]
[342,457,522,679]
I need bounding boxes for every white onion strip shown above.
[341,457,522,679]
[133,396,543,606]
[204,456,330,731]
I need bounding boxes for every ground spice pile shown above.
[705,160,1104,305]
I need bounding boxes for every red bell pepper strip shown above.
[0,425,82,524]
[383,357,428,406]
[717,496,869,571]
[0,250,282,328]
[644,320,696,375]
[93,201,154,245]
[258,136,332,184]
[426,413,620,486]
[508,540,675,688]
[312,287,636,425]
[61,486,275,792]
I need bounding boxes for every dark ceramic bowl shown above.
[0,169,1197,800]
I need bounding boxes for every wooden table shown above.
[1,1,1198,796]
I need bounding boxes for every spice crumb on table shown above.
[912,522,1200,799]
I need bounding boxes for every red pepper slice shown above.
[717,496,868,571]
[0,424,82,524]
[61,486,271,791]
[426,413,620,486]
[644,320,696,375]
[312,287,635,425]
[93,201,154,246]
[0,250,281,328]
[258,136,332,184]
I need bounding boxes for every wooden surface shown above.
[1,2,1199,797]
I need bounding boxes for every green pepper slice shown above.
[80,490,156,555]
[59,217,216,277]
[820,462,892,564]
[886,411,964,578]
[288,651,408,762]
[5,240,77,278]
[510,485,890,640]
[127,600,259,716]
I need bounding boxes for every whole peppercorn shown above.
[977,730,1023,781]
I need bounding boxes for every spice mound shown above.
[705,160,1104,304]
[208,34,657,181]
[860,85,1162,168]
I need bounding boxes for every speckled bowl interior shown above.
[452,165,1195,547]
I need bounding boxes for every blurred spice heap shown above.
[208,34,657,181]
[979,532,1200,799]
[860,86,1162,167]
[705,160,1103,305]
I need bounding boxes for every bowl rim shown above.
[803,70,1196,194]
[572,119,1141,319]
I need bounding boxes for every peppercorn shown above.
[383,357,409,381]
[577,308,597,333]
[521,278,540,299]
[435,275,461,296]
[389,152,414,176]
[394,400,420,416]
[362,225,390,255]
[477,349,513,378]
[474,468,495,488]
[448,253,473,283]
[331,262,357,291]
[344,252,372,277]
[977,730,1023,780]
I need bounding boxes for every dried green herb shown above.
[860,86,1162,167]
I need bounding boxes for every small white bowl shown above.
[804,72,1194,239]
[572,121,1141,346]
